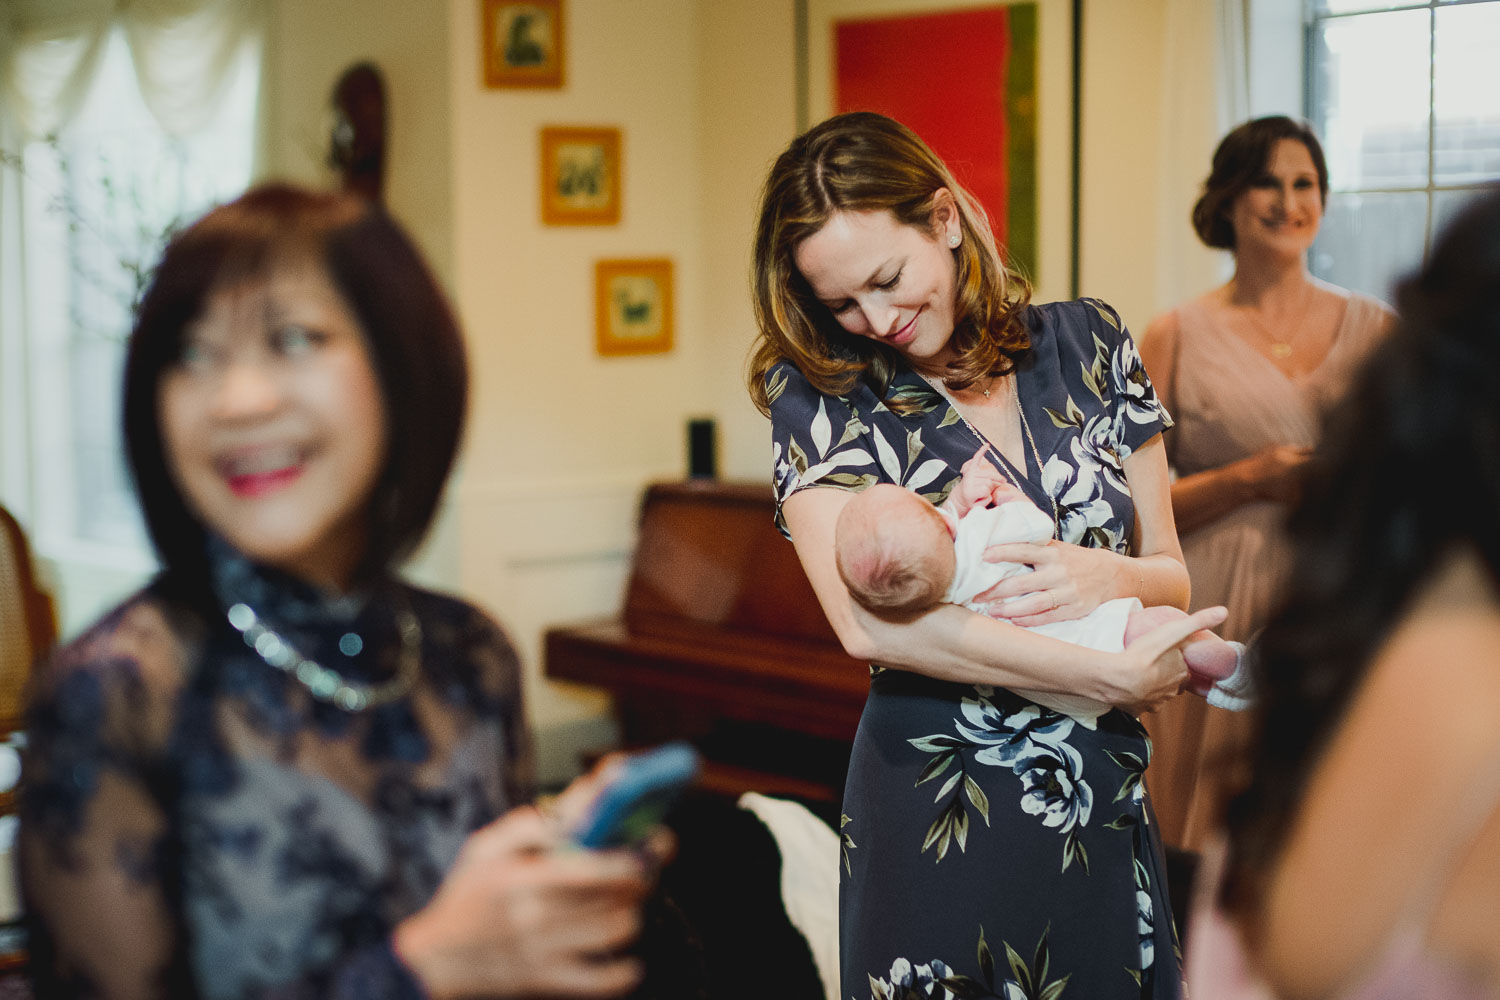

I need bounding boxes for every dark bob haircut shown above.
[123,183,468,593]
[1191,115,1329,251]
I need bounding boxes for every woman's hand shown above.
[1239,444,1315,505]
[1102,606,1229,715]
[393,767,671,1000]
[976,539,1127,627]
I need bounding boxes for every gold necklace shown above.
[227,599,422,712]
[919,372,1060,539]
[1240,282,1315,361]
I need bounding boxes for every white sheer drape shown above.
[1,0,261,139]
[0,0,262,627]
[1152,0,1252,314]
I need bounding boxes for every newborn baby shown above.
[834,453,1249,723]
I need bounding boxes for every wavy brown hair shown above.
[747,111,1032,415]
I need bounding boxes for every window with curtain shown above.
[1306,0,1500,302]
[0,0,262,627]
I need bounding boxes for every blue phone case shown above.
[569,742,701,849]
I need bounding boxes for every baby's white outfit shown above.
[942,500,1132,726]
[940,499,1251,724]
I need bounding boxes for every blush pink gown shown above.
[1144,291,1392,851]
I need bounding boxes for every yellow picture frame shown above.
[540,126,621,226]
[482,0,565,89]
[595,259,673,356]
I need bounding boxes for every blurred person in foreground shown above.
[1186,186,1500,1000]
[19,184,668,999]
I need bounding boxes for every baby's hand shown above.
[943,448,1015,516]
[986,479,1026,508]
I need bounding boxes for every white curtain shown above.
[0,0,261,575]
[1151,0,1252,314]
[1,0,262,139]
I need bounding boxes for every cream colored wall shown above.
[447,0,733,783]
[1080,0,1216,334]
[696,1,799,480]
[263,0,454,284]
[260,0,463,599]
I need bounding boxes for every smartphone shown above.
[567,742,701,849]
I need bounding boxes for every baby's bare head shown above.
[835,484,957,618]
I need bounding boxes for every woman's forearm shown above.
[1169,459,1260,536]
[1130,551,1191,610]
[784,486,1178,707]
[844,600,1117,697]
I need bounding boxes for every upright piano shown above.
[543,480,869,804]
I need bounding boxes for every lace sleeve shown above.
[461,601,534,808]
[19,601,191,997]
[19,598,436,999]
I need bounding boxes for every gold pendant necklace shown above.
[920,372,1060,539]
[1241,282,1315,362]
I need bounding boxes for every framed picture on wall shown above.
[801,0,1079,299]
[482,0,565,88]
[595,259,673,356]
[540,126,621,225]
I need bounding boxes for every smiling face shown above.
[158,257,387,593]
[792,195,961,371]
[1229,138,1324,261]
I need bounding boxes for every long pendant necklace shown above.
[920,371,1061,539]
[227,598,422,712]
[1241,281,1314,361]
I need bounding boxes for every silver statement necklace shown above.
[920,370,1061,539]
[226,599,422,712]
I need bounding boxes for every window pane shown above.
[44,29,257,548]
[1310,9,1432,190]
[1312,191,1428,302]
[1434,4,1500,183]
[1432,187,1493,245]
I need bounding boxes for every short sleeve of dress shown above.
[765,361,881,538]
[1080,298,1174,461]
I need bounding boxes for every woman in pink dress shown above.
[1138,116,1393,851]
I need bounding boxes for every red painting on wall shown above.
[835,4,1037,271]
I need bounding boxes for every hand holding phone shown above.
[566,742,701,849]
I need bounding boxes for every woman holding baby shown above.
[748,111,1223,999]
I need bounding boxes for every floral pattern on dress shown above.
[867,926,1071,1000]
[909,691,1096,871]
[769,299,1180,1000]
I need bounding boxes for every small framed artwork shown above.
[595,258,673,356]
[540,126,621,225]
[482,0,565,89]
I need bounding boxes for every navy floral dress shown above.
[768,300,1179,1000]
[19,547,531,999]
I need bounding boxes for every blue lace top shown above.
[19,548,531,998]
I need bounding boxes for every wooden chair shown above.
[0,503,55,736]
[0,505,43,973]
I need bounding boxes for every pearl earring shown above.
[948,234,960,248]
